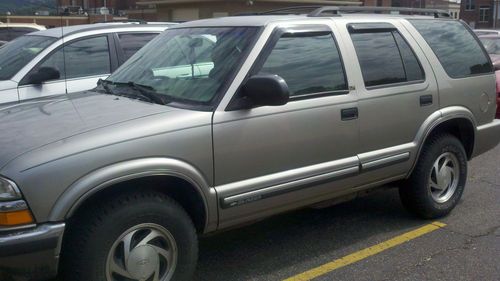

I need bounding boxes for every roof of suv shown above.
[174,14,441,29]
[29,23,173,38]
[173,7,450,29]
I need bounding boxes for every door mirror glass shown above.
[26,66,60,85]
[240,74,289,108]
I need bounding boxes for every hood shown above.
[0,91,175,169]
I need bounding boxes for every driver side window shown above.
[27,36,111,83]
[258,32,348,98]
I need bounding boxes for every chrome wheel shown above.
[106,223,178,281]
[429,152,460,203]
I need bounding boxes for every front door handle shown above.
[420,95,433,106]
[341,107,358,121]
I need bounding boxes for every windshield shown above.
[106,27,259,106]
[480,37,500,55]
[0,35,56,80]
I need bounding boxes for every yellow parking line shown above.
[283,221,447,281]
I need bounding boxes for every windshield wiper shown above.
[99,79,116,96]
[125,82,168,105]
[99,80,169,105]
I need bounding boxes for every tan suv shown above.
[0,6,499,281]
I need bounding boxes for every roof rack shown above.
[235,6,322,16]
[94,19,148,24]
[237,6,450,18]
[308,6,451,18]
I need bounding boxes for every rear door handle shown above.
[420,95,433,106]
[341,107,358,121]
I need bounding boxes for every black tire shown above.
[61,191,198,281]
[399,134,467,219]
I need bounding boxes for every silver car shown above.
[0,23,172,105]
[0,6,499,281]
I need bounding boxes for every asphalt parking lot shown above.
[194,144,500,281]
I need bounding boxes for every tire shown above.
[61,191,198,281]
[399,134,467,219]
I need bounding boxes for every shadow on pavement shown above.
[195,188,427,281]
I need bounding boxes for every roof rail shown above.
[308,6,451,18]
[95,19,148,24]
[235,6,322,16]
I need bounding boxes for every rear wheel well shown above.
[425,118,475,159]
[67,176,207,233]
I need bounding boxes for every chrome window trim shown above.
[0,200,28,212]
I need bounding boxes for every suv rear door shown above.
[342,21,439,183]
[213,24,361,228]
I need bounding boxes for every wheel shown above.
[61,191,198,281]
[399,134,467,219]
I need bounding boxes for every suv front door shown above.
[213,24,361,228]
[18,35,115,101]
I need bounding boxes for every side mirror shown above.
[26,67,60,85]
[240,74,289,108]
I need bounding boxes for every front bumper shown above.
[0,223,65,281]
[472,119,500,158]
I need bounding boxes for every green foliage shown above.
[0,0,57,15]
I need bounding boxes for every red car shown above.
[478,35,500,118]
[496,71,500,118]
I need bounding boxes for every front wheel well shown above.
[67,176,207,233]
[425,118,475,160]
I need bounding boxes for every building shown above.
[426,0,460,19]
[59,0,138,15]
[460,0,497,28]
[134,0,364,22]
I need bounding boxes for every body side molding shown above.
[217,156,360,209]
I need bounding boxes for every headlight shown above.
[0,177,34,227]
[0,177,21,202]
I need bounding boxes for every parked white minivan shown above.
[0,23,172,105]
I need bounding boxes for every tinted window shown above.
[393,33,425,81]
[258,33,347,97]
[351,32,406,87]
[36,47,66,80]
[0,35,56,80]
[118,33,158,61]
[30,36,110,82]
[410,20,492,78]
[64,36,111,79]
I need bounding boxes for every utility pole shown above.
[104,0,107,22]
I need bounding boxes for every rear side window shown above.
[118,33,158,61]
[258,32,347,97]
[350,29,424,87]
[410,20,492,78]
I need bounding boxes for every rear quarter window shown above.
[410,20,492,78]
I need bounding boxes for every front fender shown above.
[48,157,218,232]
